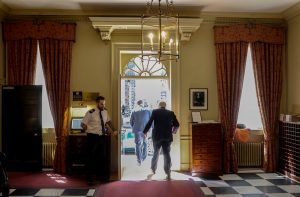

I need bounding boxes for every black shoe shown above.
[151,168,156,174]
[166,173,171,180]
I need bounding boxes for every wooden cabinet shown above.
[191,123,223,175]
[67,134,87,173]
[279,121,300,181]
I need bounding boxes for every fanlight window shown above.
[123,56,167,77]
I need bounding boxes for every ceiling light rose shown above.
[141,0,180,62]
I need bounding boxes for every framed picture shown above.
[189,88,208,110]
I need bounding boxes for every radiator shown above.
[234,142,263,167]
[42,142,57,167]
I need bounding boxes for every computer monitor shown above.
[71,118,83,130]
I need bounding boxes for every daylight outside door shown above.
[120,55,171,180]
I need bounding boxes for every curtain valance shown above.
[3,21,76,41]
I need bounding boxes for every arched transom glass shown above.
[123,55,167,77]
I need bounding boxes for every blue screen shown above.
[71,118,83,130]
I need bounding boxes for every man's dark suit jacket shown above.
[143,107,179,143]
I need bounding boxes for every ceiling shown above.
[2,0,300,13]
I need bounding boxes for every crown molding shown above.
[89,17,203,41]
[282,2,300,21]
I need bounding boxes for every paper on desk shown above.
[192,112,202,123]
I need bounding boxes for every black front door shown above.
[2,85,42,171]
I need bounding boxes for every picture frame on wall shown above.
[189,88,208,110]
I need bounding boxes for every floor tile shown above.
[210,187,239,194]
[34,196,61,197]
[256,173,284,180]
[245,179,274,186]
[237,173,262,180]
[200,187,214,195]
[34,189,64,196]
[215,194,241,197]
[232,186,263,194]
[241,194,266,197]
[292,193,300,197]
[201,174,222,180]
[278,185,300,193]
[86,189,95,196]
[256,186,287,193]
[267,178,300,185]
[204,180,230,187]
[9,189,16,194]
[10,188,39,196]
[220,174,243,180]
[225,180,251,186]
[61,189,89,196]
[265,193,294,197]
[194,180,207,187]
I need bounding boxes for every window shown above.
[123,55,167,77]
[237,46,263,130]
[34,44,55,128]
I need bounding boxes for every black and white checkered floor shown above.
[3,171,300,197]
[194,171,300,196]
[4,188,95,197]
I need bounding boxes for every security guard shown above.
[81,96,116,185]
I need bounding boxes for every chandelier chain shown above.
[146,0,175,16]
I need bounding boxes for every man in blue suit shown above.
[143,101,179,180]
[130,100,151,166]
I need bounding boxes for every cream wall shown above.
[287,15,300,114]
[179,22,219,170]
[71,21,111,108]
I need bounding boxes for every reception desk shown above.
[67,133,87,173]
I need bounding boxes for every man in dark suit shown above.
[143,101,180,180]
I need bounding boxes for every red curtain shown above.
[214,24,285,173]
[3,21,76,173]
[215,41,248,173]
[251,42,283,172]
[6,39,37,85]
[39,39,73,173]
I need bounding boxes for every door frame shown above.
[111,42,181,180]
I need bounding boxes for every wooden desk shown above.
[190,123,223,175]
[67,133,87,173]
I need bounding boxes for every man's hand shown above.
[172,127,179,134]
[81,123,87,131]
[113,131,118,136]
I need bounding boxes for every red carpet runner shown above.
[94,180,204,197]
[8,171,92,188]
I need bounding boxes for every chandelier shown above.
[141,0,180,62]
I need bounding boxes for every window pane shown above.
[238,46,263,130]
[34,44,55,128]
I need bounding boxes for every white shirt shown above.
[81,108,111,135]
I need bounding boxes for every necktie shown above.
[99,110,106,135]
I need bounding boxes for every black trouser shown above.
[86,133,110,181]
[151,140,172,174]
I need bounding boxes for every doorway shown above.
[120,55,171,180]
